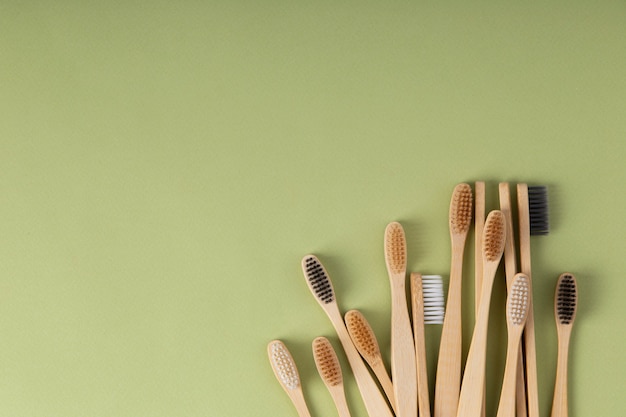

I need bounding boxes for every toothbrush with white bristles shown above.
[267,340,312,417]
[411,273,445,417]
[496,273,531,417]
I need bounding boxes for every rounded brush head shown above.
[312,337,343,387]
[344,309,382,365]
[268,340,301,391]
[384,221,407,275]
[555,273,577,325]
[449,183,473,234]
[302,254,335,304]
[507,273,530,326]
[482,210,506,262]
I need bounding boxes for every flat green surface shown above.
[1,2,625,416]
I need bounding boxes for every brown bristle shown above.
[507,274,530,326]
[344,310,381,364]
[556,273,577,325]
[384,222,407,275]
[449,183,473,234]
[482,210,506,262]
[312,337,343,387]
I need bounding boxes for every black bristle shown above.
[556,274,577,325]
[528,185,549,236]
[304,256,334,304]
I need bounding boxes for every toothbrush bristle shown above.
[483,210,506,262]
[312,337,343,387]
[422,275,445,324]
[268,340,300,390]
[302,255,334,304]
[528,185,549,236]
[507,274,530,326]
[345,310,381,364]
[556,273,577,325]
[450,183,473,234]
[384,222,407,275]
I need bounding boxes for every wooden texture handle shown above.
[517,183,540,417]
[326,305,395,417]
[551,327,572,417]
[389,275,418,417]
[411,272,432,417]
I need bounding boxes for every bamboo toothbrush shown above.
[496,273,531,417]
[517,184,549,417]
[474,181,486,417]
[313,336,352,417]
[474,181,485,310]
[435,183,472,417]
[550,273,578,417]
[411,273,445,417]
[456,210,506,417]
[498,182,528,417]
[345,309,396,413]
[267,340,312,417]
[384,221,417,417]
[301,255,395,417]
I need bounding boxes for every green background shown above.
[1,1,624,416]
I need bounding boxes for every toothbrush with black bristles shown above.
[550,273,578,417]
[301,254,394,417]
[517,184,549,417]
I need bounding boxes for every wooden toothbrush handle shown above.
[371,363,396,414]
[411,273,431,417]
[551,329,572,417]
[518,183,540,417]
[434,248,464,417]
[328,306,395,417]
[496,334,522,417]
[330,386,352,417]
[290,390,313,417]
[390,278,417,417]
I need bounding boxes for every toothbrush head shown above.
[556,273,577,325]
[482,210,506,262]
[449,183,473,234]
[302,255,335,304]
[384,222,407,275]
[507,273,530,326]
[312,337,343,387]
[268,340,301,391]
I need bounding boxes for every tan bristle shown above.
[313,337,343,387]
[482,210,506,261]
[345,310,381,364]
[450,183,473,234]
[384,222,407,275]
[507,274,530,326]
[268,340,300,390]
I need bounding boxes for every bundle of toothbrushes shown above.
[268,182,577,417]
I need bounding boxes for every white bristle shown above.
[422,275,445,324]
[507,274,530,326]
[269,341,300,390]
